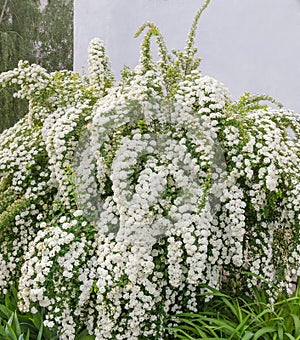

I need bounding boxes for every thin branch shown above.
[0,0,9,24]
[185,0,211,55]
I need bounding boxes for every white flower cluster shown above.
[1,18,300,340]
[18,215,91,339]
[88,38,114,95]
[0,60,49,101]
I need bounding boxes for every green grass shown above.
[169,284,300,340]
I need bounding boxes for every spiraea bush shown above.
[0,1,300,339]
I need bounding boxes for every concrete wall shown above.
[74,0,300,113]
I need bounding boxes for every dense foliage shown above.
[170,283,300,339]
[0,0,300,339]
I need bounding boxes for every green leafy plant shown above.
[0,286,58,340]
[169,283,300,340]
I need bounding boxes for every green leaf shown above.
[7,312,14,327]
[0,325,9,339]
[13,312,21,336]
[42,326,59,340]
[276,323,284,340]
[241,331,254,340]
[290,314,300,335]
[5,323,18,340]
[247,308,273,328]
[76,329,95,339]
[220,296,243,321]
[231,314,252,337]
[36,320,43,340]
[32,311,43,330]
[253,326,277,340]
[174,318,211,336]
[205,317,237,335]
[284,334,296,340]
[5,291,17,311]
[0,305,12,319]
[169,328,197,340]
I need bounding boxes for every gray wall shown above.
[74,0,300,113]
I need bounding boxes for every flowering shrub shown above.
[0,1,300,338]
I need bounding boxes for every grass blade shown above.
[241,330,254,340]
[13,312,21,336]
[253,326,277,340]
[5,323,18,340]
[290,313,300,336]
[284,334,296,340]
[0,305,12,319]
